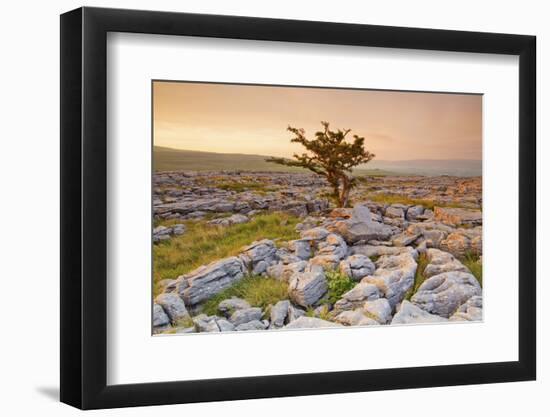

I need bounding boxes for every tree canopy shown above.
[266,121,375,207]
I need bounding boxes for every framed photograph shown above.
[60,6,536,410]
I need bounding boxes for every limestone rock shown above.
[363,298,392,324]
[178,257,246,306]
[361,252,418,309]
[424,248,469,278]
[333,283,380,311]
[434,207,482,227]
[288,266,328,307]
[218,297,251,317]
[235,320,269,331]
[270,300,291,328]
[239,239,277,274]
[331,205,394,244]
[450,295,483,321]
[229,307,263,326]
[155,293,190,323]
[153,303,170,327]
[339,254,375,281]
[411,271,482,318]
[284,316,343,329]
[334,309,380,326]
[267,260,308,282]
[391,300,449,325]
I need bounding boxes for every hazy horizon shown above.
[153,81,482,161]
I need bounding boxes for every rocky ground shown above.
[152,171,482,334]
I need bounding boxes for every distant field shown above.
[153,146,396,176]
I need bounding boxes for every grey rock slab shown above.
[239,239,277,274]
[229,307,263,326]
[333,283,380,311]
[411,271,482,318]
[450,295,483,322]
[218,297,251,317]
[270,300,291,328]
[284,316,343,329]
[288,267,328,307]
[235,320,269,331]
[153,303,170,327]
[155,293,190,323]
[424,248,470,278]
[179,257,246,306]
[363,298,392,324]
[339,254,375,281]
[334,309,380,326]
[391,300,449,325]
[361,252,418,309]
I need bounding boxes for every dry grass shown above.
[200,275,289,316]
[153,212,300,295]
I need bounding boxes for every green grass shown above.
[325,269,356,305]
[405,252,429,300]
[462,252,483,287]
[153,212,300,295]
[201,275,289,316]
[306,305,332,320]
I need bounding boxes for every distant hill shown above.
[154,146,481,176]
[366,159,482,177]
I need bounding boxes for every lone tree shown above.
[266,121,375,208]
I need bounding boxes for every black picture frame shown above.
[60,6,536,410]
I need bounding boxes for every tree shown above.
[266,121,375,208]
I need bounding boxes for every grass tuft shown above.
[153,212,300,295]
[325,269,356,305]
[462,252,483,287]
[405,252,429,300]
[200,275,289,316]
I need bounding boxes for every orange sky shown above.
[153,81,482,161]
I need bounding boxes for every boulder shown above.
[178,257,246,306]
[411,271,482,318]
[218,297,251,317]
[287,305,307,323]
[300,227,330,241]
[331,205,394,244]
[363,298,392,324]
[424,248,469,278]
[155,293,190,323]
[391,300,449,324]
[334,309,380,326]
[207,213,249,227]
[288,266,328,307]
[339,254,375,281]
[229,307,263,326]
[351,245,417,259]
[270,300,291,328]
[361,252,418,309]
[239,239,277,274]
[385,205,405,219]
[284,316,343,329]
[450,296,483,322]
[434,207,482,226]
[333,283,380,311]
[288,239,312,260]
[406,205,425,221]
[235,320,269,331]
[267,260,308,282]
[392,232,421,247]
[153,303,170,327]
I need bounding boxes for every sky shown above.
[153,81,482,161]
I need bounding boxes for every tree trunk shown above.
[339,175,352,208]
